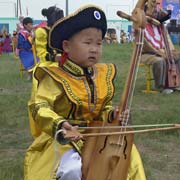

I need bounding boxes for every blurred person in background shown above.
[17,17,39,80]
[141,1,180,94]
[0,33,4,55]
[2,32,12,55]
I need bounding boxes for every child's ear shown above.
[62,40,70,53]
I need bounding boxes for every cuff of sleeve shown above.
[52,119,69,145]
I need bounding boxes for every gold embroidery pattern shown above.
[60,77,84,118]
[45,67,84,119]
[61,78,82,105]
[83,77,97,112]
[105,64,114,103]
[71,140,84,154]
[52,118,65,137]
[64,60,83,75]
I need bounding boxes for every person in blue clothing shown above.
[17,17,39,80]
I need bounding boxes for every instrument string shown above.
[115,28,145,156]
[79,123,177,130]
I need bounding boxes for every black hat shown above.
[41,6,64,27]
[23,17,33,26]
[49,5,107,52]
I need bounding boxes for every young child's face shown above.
[24,23,33,32]
[63,27,103,68]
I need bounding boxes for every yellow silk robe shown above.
[28,27,60,137]
[25,60,146,180]
[35,27,49,63]
[35,27,59,63]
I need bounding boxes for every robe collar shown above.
[62,59,93,76]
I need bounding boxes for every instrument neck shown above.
[161,24,175,64]
[115,29,144,124]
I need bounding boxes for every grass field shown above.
[0,43,180,180]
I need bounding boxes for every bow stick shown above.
[63,124,180,139]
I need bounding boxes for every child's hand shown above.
[119,109,130,125]
[61,121,73,130]
[61,121,83,142]
[113,108,130,125]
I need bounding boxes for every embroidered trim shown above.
[38,63,115,122]
[83,78,97,112]
[71,140,84,155]
[63,59,93,76]
[104,64,114,104]
[45,68,84,117]
[68,119,90,126]
[63,60,83,75]
[60,61,96,112]
[52,118,66,138]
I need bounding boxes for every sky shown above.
[0,0,138,20]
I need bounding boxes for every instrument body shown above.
[82,121,133,180]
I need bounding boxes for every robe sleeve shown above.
[31,74,67,137]
[35,28,48,63]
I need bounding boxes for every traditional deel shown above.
[24,60,116,180]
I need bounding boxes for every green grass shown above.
[0,44,180,179]
[102,44,180,179]
[0,54,32,179]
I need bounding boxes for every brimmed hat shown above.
[49,5,107,52]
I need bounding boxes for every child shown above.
[16,15,24,33]
[35,5,64,63]
[2,32,12,55]
[0,33,4,55]
[17,17,39,80]
[25,5,146,180]
[11,31,18,57]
